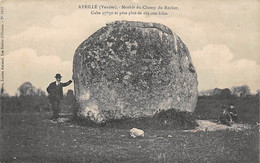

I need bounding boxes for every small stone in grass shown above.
[130,128,144,138]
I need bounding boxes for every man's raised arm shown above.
[61,80,73,87]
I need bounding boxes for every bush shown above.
[2,94,76,113]
[2,95,50,113]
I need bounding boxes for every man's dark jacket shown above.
[46,80,72,101]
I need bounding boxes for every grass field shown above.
[0,113,259,163]
[194,96,259,124]
[0,96,259,163]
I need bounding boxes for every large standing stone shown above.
[73,21,198,123]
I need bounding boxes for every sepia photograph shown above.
[0,0,259,162]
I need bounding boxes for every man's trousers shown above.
[50,100,61,120]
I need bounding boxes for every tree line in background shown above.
[1,82,75,113]
[0,81,259,113]
[199,85,260,97]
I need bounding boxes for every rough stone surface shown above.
[73,21,198,123]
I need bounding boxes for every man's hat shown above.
[55,73,62,78]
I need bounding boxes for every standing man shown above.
[46,73,72,121]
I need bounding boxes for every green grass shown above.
[0,113,259,163]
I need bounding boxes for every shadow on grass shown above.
[69,109,199,130]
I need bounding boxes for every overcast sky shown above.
[2,0,260,95]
